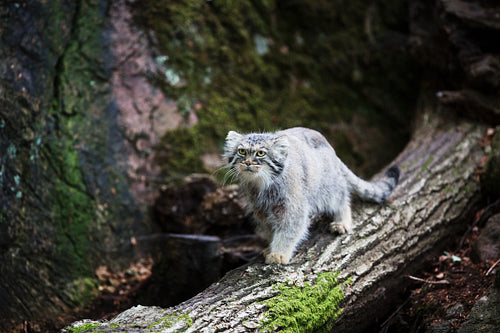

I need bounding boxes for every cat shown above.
[224,127,400,264]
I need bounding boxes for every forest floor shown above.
[378,217,497,332]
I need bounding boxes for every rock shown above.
[472,213,500,263]
[445,303,465,319]
[482,132,500,199]
[458,270,500,333]
[428,321,453,333]
[109,0,187,206]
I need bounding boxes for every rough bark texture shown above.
[65,95,488,332]
[0,1,156,327]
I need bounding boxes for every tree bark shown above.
[0,1,153,328]
[66,90,488,332]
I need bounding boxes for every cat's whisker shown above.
[223,172,233,186]
[210,164,226,178]
[221,170,231,186]
[221,167,240,187]
[212,164,230,185]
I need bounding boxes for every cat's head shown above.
[224,131,289,188]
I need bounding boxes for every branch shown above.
[405,275,450,285]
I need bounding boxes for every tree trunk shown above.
[0,1,154,328]
[65,90,488,332]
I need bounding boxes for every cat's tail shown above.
[345,165,400,203]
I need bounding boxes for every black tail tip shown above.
[385,165,400,184]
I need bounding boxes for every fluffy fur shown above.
[224,127,400,264]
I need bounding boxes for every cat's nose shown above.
[243,160,252,166]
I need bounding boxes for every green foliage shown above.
[134,0,419,179]
[261,272,350,332]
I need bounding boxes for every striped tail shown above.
[346,165,400,203]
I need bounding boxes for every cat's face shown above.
[224,131,288,188]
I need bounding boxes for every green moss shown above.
[40,0,108,307]
[43,101,94,281]
[66,322,102,333]
[147,312,193,330]
[420,156,434,173]
[157,127,207,178]
[443,184,453,192]
[260,271,350,333]
[66,277,98,309]
[135,0,418,179]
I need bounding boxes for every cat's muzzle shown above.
[240,162,257,172]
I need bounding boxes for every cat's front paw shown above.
[330,221,353,234]
[265,252,291,264]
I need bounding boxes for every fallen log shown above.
[65,98,488,332]
[65,90,486,332]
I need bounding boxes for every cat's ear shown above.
[224,131,243,153]
[272,135,289,160]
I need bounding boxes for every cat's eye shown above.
[256,150,266,157]
[238,148,246,155]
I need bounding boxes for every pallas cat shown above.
[224,127,399,264]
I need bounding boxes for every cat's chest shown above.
[246,184,286,220]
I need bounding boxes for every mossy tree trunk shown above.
[0,0,151,329]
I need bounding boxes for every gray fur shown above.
[224,127,400,264]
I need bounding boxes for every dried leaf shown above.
[95,265,111,281]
